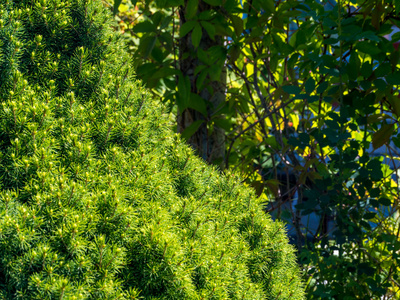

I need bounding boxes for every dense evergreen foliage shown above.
[0,0,304,298]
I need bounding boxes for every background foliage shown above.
[106,0,400,298]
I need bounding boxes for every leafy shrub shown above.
[0,0,304,299]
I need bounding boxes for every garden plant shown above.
[0,0,304,299]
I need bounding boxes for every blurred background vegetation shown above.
[102,0,400,298]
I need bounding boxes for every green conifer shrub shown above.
[0,0,304,299]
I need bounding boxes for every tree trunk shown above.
[177,1,226,167]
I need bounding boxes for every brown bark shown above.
[177,1,226,167]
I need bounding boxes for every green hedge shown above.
[0,0,304,298]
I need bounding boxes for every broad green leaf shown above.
[367,114,390,124]
[371,8,381,30]
[295,29,307,48]
[230,15,244,37]
[237,95,250,113]
[378,197,391,206]
[391,51,400,70]
[307,171,322,182]
[181,120,204,140]
[323,16,337,28]
[355,31,380,43]
[375,63,391,77]
[323,38,339,45]
[197,48,209,63]
[373,79,386,92]
[257,0,275,15]
[113,0,123,15]
[192,23,202,48]
[133,21,157,33]
[288,54,300,70]
[136,62,157,72]
[213,118,232,131]
[305,77,315,94]
[392,31,400,42]
[356,41,382,55]
[386,71,400,85]
[207,45,227,63]
[152,67,179,79]
[223,0,239,12]
[158,32,173,51]
[160,16,173,30]
[299,94,313,101]
[209,63,223,81]
[228,44,241,63]
[360,80,371,90]
[194,64,208,76]
[201,21,216,40]
[198,10,214,21]
[176,93,189,113]
[178,75,191,103]
[289,30,297,47]
[372,123,394,149]
[271,30,293,55]
[361,61,373,78]
[317,81,329,94]
[341,25,362,40]
[186,0,198,19]
[347,51,361,80]
[282,85,301,95]
[196,69,208,91]
[151,46,165,63]
[394,136,400,148]
[387,95,400,117]
[152,11,164,27]
[363,212,376,220]
[141,36,157,58]
[189,93,208,116]
[180,21,196,38]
